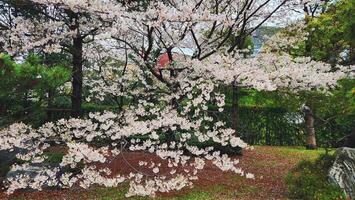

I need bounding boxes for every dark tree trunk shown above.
[304,30,312,58]
[230,36,247,135]
[231,83,239,135]
[303,12,317,149]
[71,36,83,118]
[302,105,317,149]
[47,89,53,121]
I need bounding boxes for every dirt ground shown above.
[0,146,323,200]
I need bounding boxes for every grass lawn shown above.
[1,146,330,200]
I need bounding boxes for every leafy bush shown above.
[285,154,345,200]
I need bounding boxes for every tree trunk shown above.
[47,89,53,121]
[230,36,246,136]
[231,83,239,135]
[302,105,317,149]
[304,28,312,57]
[303,13,317,149]
[71,36,83,118]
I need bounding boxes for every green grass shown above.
[93,185,129,200]
[272,146,335,160]
[93,185,228,200]
[235,185,259,198]
[285,153,345,200]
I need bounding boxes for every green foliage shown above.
[231,105,304,146]
[271,0,355,64]
[285,154,345,200]
[43,152,65,164]
[0,53,70,125]
[248,0,355,147]
[0,53,70,96]
[293,0,355,64]
[312,79,355,146]
[227,78,354,147]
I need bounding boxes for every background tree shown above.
[0,0,114,117]
[0,53,70,126]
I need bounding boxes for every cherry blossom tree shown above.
[251,51,354,149]
[0,0,119,117]
[260,0,353,148]
[1,50,352,196]
[0,0,353,197]
[1,0,294,117]
[0,56,258,196]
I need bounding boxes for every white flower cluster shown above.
[1,105,251,196]
[61,143,108,167]
[6,164,59,194]
[1,0,353,197]
[126,174,192,197]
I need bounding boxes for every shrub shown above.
[285,154,346,200]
